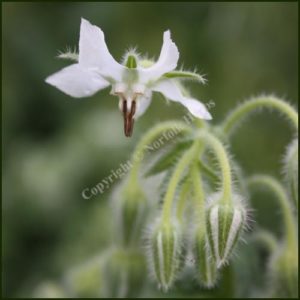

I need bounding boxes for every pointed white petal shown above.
[45,64,109,98]
[152,80,212,120]
[138,30,179,83]
[135,94,152,118]
[179,98,212,120]
[79,18,125,81]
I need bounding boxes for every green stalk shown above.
[162,141,200,223]
[128,121,192,183]
[196,131,233,205]
[247,175,297,250]
[222,96,298,136]
[191,163,205,224]
[176,178,191,222]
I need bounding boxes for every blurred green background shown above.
[2,2,298,297]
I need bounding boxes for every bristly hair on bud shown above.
[282,139,298,209]
[146,218,183,292]
[206,193,247,268]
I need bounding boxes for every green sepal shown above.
[163,70,205,83]
[125,55,138,69]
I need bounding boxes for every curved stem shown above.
[222,96,298,136]
[198,159,219,182]
[128,121,192,183]
[247,175,297,250]
[162,141,200,223]
[252,229,278,253]
[176,178,191,222]
[161,131,232,224]
[196,131,233,205]
[191,163,205,225]
[176,150,209,222]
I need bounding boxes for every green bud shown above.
[64,255,107,297]
[149,220,182,291]
[115,184,147,246]
[125,55,138,69]
[194,228,218,288]
[283,139,298,209]
[268,245,298,298]
[206,195,246,267]
[102,248,146,298]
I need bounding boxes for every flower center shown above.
[116,93,138,137]
[113,83,145,137]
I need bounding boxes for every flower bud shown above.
[268,245,298,298]
[206,196,246,267]
[102,248,146,298]
[283,139,298,208]
[194,228,218,288]
[148,220,182,291]
[114,184,147,246]
[64,255,106,298]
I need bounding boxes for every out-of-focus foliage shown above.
[2,2,298,298]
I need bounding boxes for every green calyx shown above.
[206,201,245,267]
[118,184,147,246]
[125,55,138,69]
[163,70,206,83]
[151,221,182,291]
[195,228,218,288]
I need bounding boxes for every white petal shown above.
[79,18,125,81]
[138,31,179,83]
[135,94,152,118]
[152,80,212,120]
[45,64,109,98]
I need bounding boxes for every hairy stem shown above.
[247,175,297,250]
[128,121,192,183]
[196,131,233,204]
[222,96,298,136]
[176,178,191,222]
[162,141,200,223]
[191,163,205,225]
[162,130,233,224]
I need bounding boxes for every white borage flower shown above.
[45,18,212,137]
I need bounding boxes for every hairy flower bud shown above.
[64,255,107,297]
[102,248,146,298]
[268,245,298,298]
[148,220,182,291]
[206,195,246,267]
[194,228,218,288]
[114,183,147,246]
[283,139,298,208]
